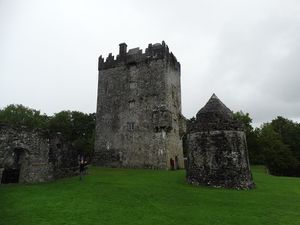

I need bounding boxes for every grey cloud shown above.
[184,12,300,124]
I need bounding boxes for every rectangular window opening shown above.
[127,122,135,131]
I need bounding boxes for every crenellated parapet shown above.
[98,41,180,71]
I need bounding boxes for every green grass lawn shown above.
[0,166,299,225]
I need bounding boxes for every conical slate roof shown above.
[191,94,242,131]
[196,94,233,119]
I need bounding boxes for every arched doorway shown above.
[1,148,28,184]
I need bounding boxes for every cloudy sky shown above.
[1,0,300,126]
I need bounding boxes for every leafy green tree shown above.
[258,123,299,176]
[47,111,74,138]
[271,116,300,161]
[47,111,95,157]
[0,104,96,159]
[233,111,253,133]
[0,104,48,128]
[233,111,263,164]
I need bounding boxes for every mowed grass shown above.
[0,166,300,225]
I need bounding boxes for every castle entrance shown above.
[1,168,20,183]
[1,148,27,184]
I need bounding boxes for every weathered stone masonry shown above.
[185,94,255,189]
[94,41,185,169]
[0,125,78,184]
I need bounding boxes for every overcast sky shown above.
[1,0,300,126]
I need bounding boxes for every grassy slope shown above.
[0,166,299,225]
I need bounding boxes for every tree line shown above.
[233,111,300,177]
[0,104,95,158]
[1,104,299,177]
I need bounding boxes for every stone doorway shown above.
[1,168,20,183]
[1,148,28,184]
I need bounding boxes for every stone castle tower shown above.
[94,41,185,169]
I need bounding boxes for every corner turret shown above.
[119,43,127,56]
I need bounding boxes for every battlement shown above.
[98,41,180,71]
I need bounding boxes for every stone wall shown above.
[0,125,78,184]
[48,135,79,179]
[94,41,185,169]
[186,130,254,189]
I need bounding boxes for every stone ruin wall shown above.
[0,125,78,184]
[94,41,185,169]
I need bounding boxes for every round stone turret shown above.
[186,94,255,189]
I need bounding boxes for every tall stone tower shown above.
[94,41,185,169]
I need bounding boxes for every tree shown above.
[47,111,95,158]
[233,111,263,164]
[0,104,48,128]
[0,105,96,159]
[258,123,299,176]
[233,111,253,133]
[271,116,300,161]
[47,111,74,138]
